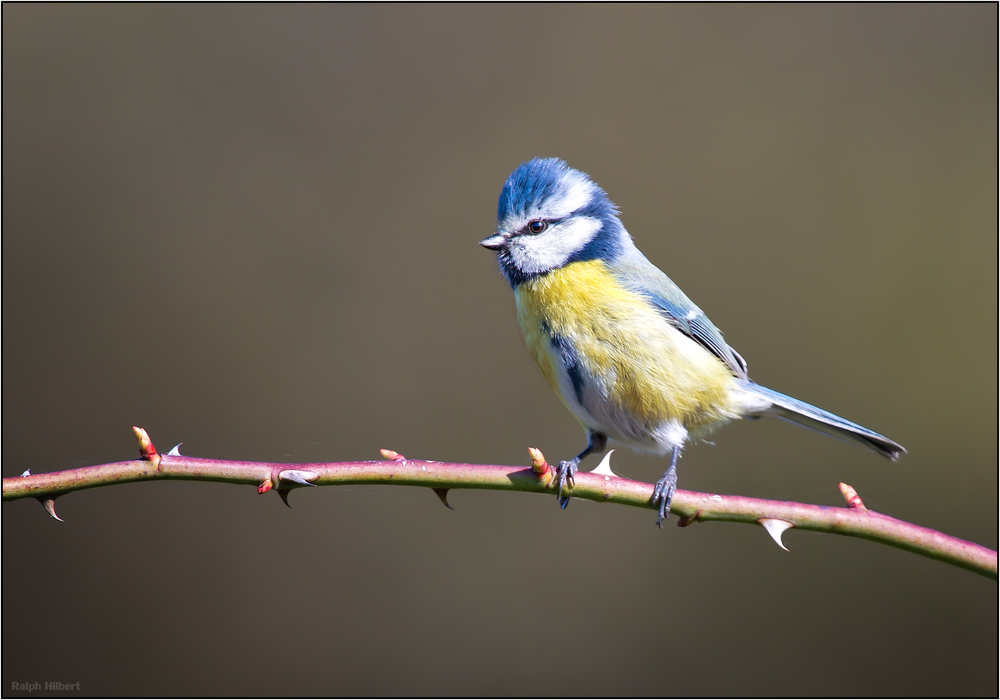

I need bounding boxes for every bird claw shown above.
[652,471,677,528]
[556,460,578,508]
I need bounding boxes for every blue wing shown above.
[610,252,749,380]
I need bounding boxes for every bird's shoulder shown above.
[607,251,749,379]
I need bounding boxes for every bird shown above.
[479,157,905,526]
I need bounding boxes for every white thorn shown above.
[166,443,183,456]
[589,450,618,477]
[759,518,794,551]
[41,499,64,522]
[21,469,31,477]
[278,470,319,487]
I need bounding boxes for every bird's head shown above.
[480,158,630,286]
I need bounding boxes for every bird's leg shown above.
[557,431,607,508]
[652,446,681,528]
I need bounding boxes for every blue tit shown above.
[480,157,905,526]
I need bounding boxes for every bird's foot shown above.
[651,470,677,528]
[556,459,579,508]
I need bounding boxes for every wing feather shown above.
[611,253,749,380]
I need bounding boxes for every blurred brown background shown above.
[3,5,996,697]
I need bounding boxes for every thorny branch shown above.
[3,427,996,580]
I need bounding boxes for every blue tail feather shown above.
[741,382,905,461]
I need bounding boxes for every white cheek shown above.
[510,216,602,274]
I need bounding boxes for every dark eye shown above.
[527,220,547,234]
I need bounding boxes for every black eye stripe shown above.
[521,217,564,236]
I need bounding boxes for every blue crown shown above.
[497,157,619,224]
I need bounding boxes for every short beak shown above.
[479,233,507,250]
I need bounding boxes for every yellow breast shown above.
[514,259,738,432]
